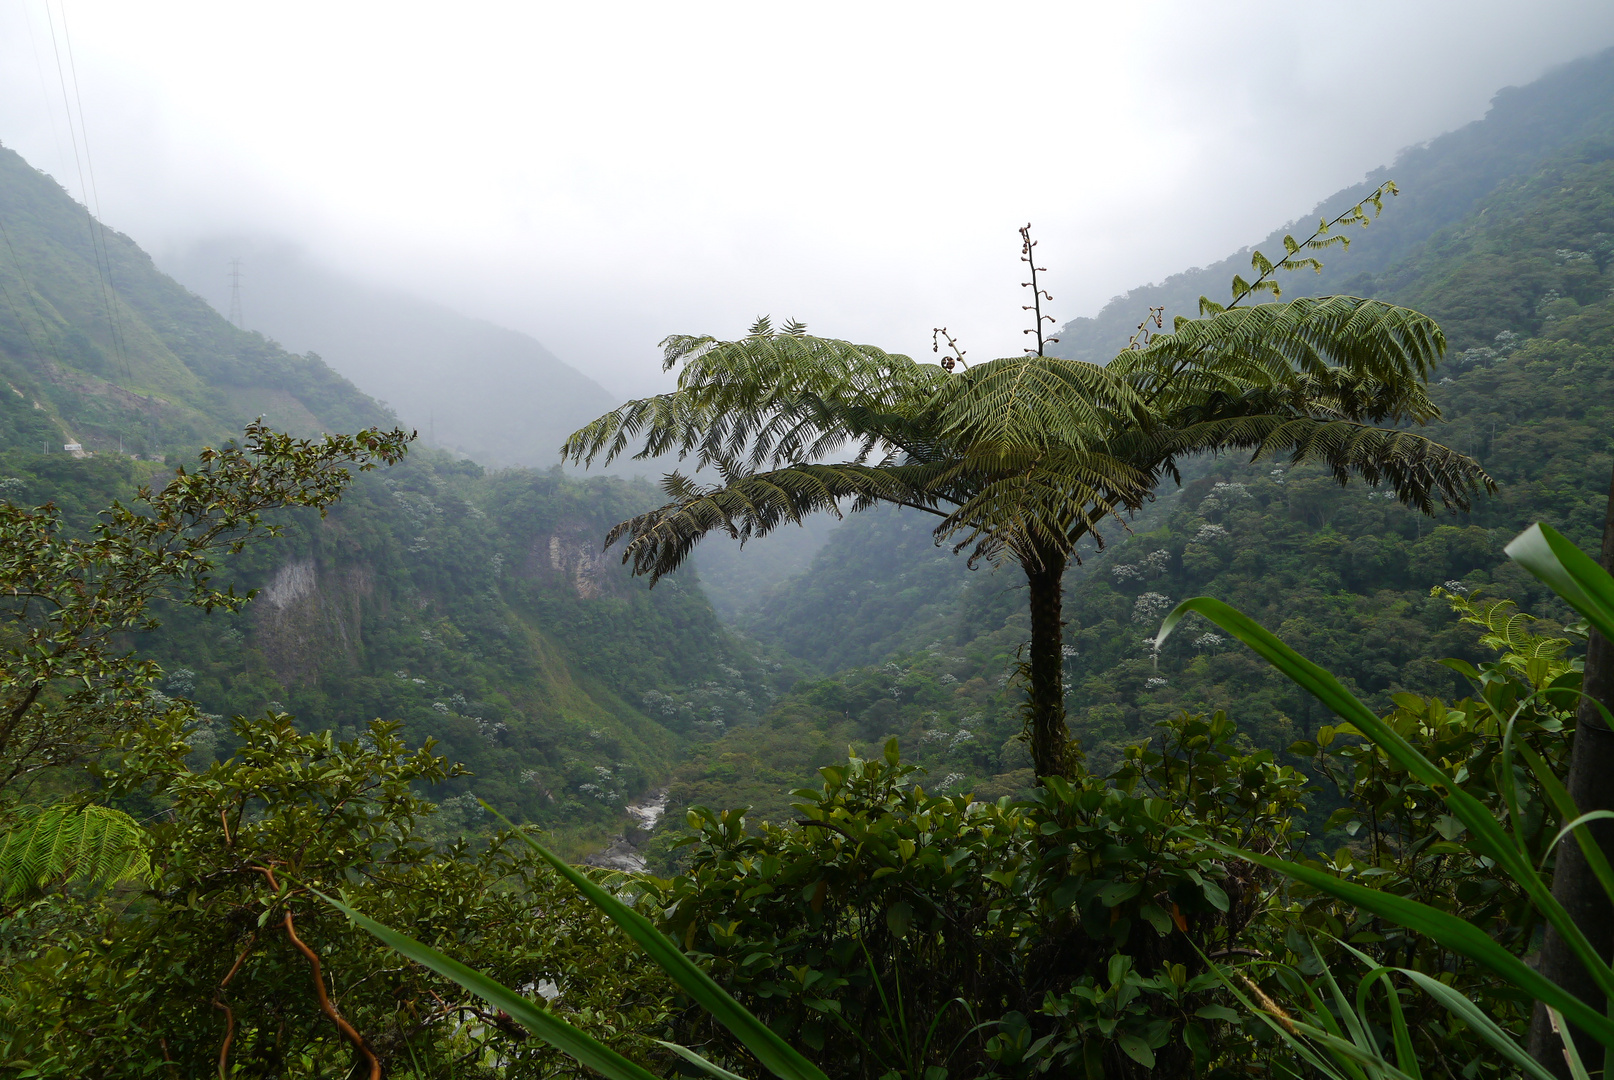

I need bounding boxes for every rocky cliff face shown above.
[251,557,376,685]
[528,524,618,600]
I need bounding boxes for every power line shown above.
[56,0,130,378]
[43,0,130,380]
[20,4,72,183]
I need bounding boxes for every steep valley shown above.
[3,47,1614,863]
[0,139,783,854]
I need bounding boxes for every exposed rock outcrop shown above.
[525,524,616,599]
[252,558,374,685]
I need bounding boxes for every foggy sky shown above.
[2,1,1613,399]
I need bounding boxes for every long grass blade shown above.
[1287,1021,1420,1080]
[1205,842,1614,1049]
[1195,951,1413,1080]
[1395,970,1559,1080]
[483,806,830,1080]
[1380,973,1420,1080]
[1196,960,1353,1080]
[318,891,660,1080]
[1160,596,1614,1009]
[1549,1008,1595,1080]
[1542,812,1614,869]
[1520,743,1614,905]
[658,1041,752,1080]
[1321,957,1369,1047]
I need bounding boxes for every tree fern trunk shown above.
[1529,465,1614,1077]
[1024,553,1071,778]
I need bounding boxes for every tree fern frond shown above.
[572,299,1480,580]
[1161,415,1494,513]
[0,802,151,901]
[605,463,942,583]
[562,332,946,471]
[938,353,1141,450]
[1205,181,1397,312]
[1118,297,1446,407]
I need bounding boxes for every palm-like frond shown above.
[1156,415,1494,513]
[568,298,1487,779]
[608,442,1154,581]
[606,463,947,583]
[567,299,1485,576]
[936,353,1141,450]
[0,802,151,901]
[1116,297,1446,422]
[561,333,946,472]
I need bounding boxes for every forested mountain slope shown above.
[136,459,784,842]
[1055,46,1614,362]
[0,144,389,455]
[161,239,619,470]
[0,141,777,847]
[659,99,1614,832]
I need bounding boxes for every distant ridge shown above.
[161,241,618,470]
[1056,45,1614,363]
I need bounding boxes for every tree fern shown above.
[0,802,151,901]
[562,222,1493,776]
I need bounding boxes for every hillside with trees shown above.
[1055,47,1614,362]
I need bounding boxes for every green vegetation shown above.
[563,196,1487,779]
[4,43,1614,1080]
[1056,47,1614,363]
[669,134,1614,822]
[0,145,389,455]
[333,518,1610,1080]
[0,420,411,794]
[4,712,674,1077]
[0,137,787,842]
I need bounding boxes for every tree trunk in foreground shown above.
[1529,465,1614,1077]
[1024,552,1073,778]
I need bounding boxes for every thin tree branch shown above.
[255,866,380,1080]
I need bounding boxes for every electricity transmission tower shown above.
[227,258,243,327]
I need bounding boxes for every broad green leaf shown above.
[1140,903,1173,936]
[1117,1034,1154,1068]
[1098,879,1141,906]
[318,891,659,1080]
[1193,1005,1241,1022]
[1505,524,1614,641]
[1199,878,1230,912]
